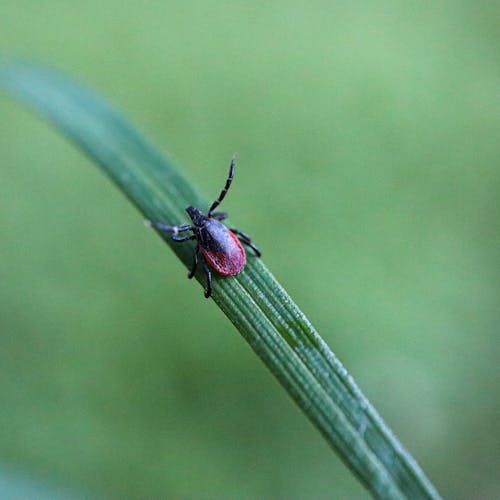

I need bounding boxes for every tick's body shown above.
[197,218,246,276]
[145,155,261,298]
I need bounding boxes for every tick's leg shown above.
[230,228,262,257]
[210,211,228,221]
[188,244,200,279]
[172,234,196,243]
[202,258,213,298]
[240,239,262,257]
[230,229,251,239]
[208,154,236,216]
[145,221,192,235]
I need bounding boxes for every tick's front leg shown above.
[145,220,192,235]
[144,220,194,242]
[188,244,200,279]
[172,234,196,242]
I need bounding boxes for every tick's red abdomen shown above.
[200,223,246,276]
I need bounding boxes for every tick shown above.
[145,155,261,298]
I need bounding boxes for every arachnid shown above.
[145,155,261,298]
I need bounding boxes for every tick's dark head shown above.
[186,206,208,227]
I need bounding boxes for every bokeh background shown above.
[1,1,499,498]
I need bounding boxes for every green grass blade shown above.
[0,60,441,499]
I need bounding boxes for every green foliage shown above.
[0,61,441,499]
[1,2,499,499]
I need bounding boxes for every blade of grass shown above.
[0,60,441,499]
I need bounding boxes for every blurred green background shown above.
[1,1,499,498]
